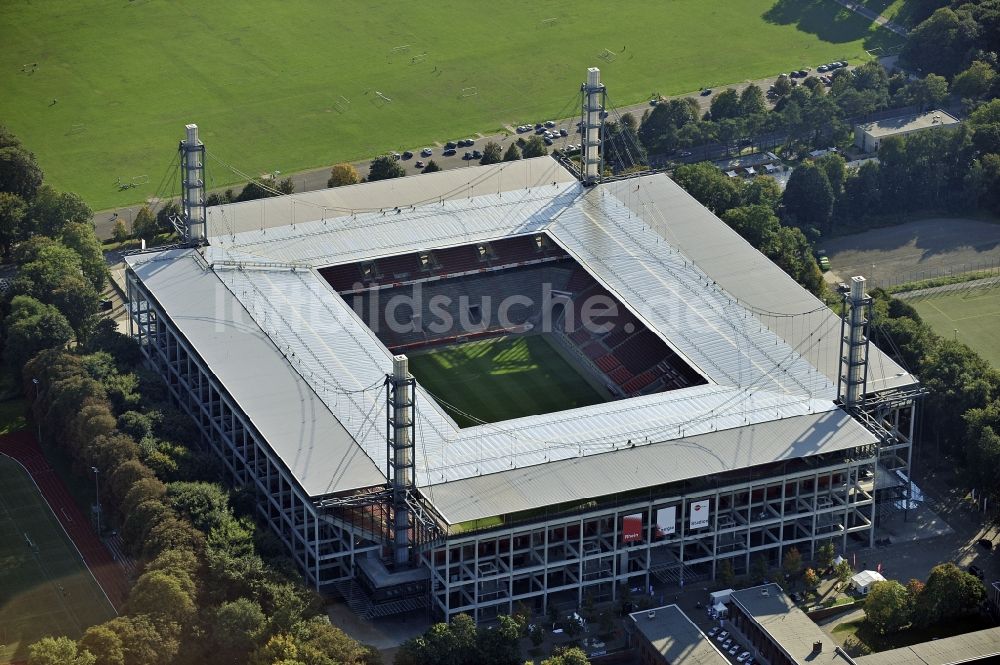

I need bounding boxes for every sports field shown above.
[908,283,1000,367]
[0,455,115,664]
[409,335,604,426]
[0,0,900,211]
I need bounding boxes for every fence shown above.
[869,258,1000,294]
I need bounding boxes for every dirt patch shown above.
[820,218,1000,288]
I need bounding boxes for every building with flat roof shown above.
[853,626,1000,665]
[125,116,920,621]
[628,604,729,665]
[854,109,960,153]
[729,583,850,665]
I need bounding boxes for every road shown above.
[93,63,866,241]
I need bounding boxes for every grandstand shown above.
[125,152,920,622]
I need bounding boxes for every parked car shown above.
[444,141,457,150]
[402,150,413,159]
[738,653,752,663]
[544,120,556,127]
[415,160,425,168]
[463,138,475,146]
[679,150,692,157]
[717,631,729,642]
[463,151,473,160]
[420,147,432,157]
[729,644,741,655]
[472,150,482,159]
[969,564,985,580]
[817,64,829,72]
[701,88,712,96]
[708,627,720,637]
[722,638,733,648]
[559,128,568,136]
[978,538,994,550]
[443,148,456,156]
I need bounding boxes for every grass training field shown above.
[0,456,115,664]
[408,335,604,426]
[0,0,900,211]
[908,283,1000,367]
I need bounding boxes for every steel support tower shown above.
[580,67,606,185]
[179,123,207,244]
[386,355,416,567]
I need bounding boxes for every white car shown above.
[707,627,720,637]
[421,147,433,157]
[729,644,740,655]
[737,652,752,663]
[717,631,729,642]
[722,638,733,648]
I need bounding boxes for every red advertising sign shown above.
[622,513,643,543]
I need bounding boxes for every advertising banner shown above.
[622,513,643,543]
[690,499,710,530]
[654,506,676,538]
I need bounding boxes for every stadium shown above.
[125,101,920,622]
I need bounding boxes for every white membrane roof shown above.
[129,159,907,517]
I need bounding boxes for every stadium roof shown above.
[629,604,729,665]
[127,158,910,513]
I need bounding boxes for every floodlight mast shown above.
[387,355,416,567]
[838,276,871,408]
[580,67,606,185]
[179,123,207,244]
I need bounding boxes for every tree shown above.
[865,580,912,634]
[952,61,998,99]
[127,569,197,628]
[0,144,44,201]
[26,185,91,237]
[750,554,770,584]
[773,75,792,97]
[112,218,129,244]
[422,160,442,174]
[212,598,267,663]
[782,162,833,232]
[368,155,406,182]
[783,547,803,581]
[155,201,181,234]
[328,163,360,188]
[80,624,125,665]
[803,568,820,595]
[3,295,74,373]
[133,206,158,241]
[816,153,847,196]
[480,141,502,165]
[914,563,986,626]
[901,7,975,78]
[502,144,521,162]
[0,191,26,258]
[816,541,835,570]
[167,481,231,532]
[965,398,1000,499]
[61,222,107,291]
[834,560,853,587]
[541,647,591,665]
[717,558,735,587]
[100,614,177,665]
[27,637,95,665]
[673,162,744,215]
[710,89,740,120]
[522,135,548,158]
[907,74,950,110]
[921,340,999,456]
[739,85,767,117]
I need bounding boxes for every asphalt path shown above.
[92,68,843,241]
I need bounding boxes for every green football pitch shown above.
[908,283,1000,367]
[0,456,115,664]
[408,335,605,426]
[0,0,900,211]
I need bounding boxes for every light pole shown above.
[31,378,41,442]
[91,466,101,536]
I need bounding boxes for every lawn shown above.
[0,456,115,664]
[0,0,901,211]
[408,335,604,426]
[907,283,1000,367]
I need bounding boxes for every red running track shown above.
[0,430,129,612]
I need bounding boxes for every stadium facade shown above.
[126,134,920,621]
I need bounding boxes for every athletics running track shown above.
[0,430,129,613]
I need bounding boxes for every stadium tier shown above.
[125,158,919,621]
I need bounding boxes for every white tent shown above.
[850,570,885,595]
[833,555,845,567]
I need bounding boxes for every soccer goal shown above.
[539,17,558,28]
[333,95,351,113]
[597,48,617,63]
[461,86,479,98]
[370,90,392,108]
[387,44,410,62]
[411,52,428,65]
[68,123,86,135]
